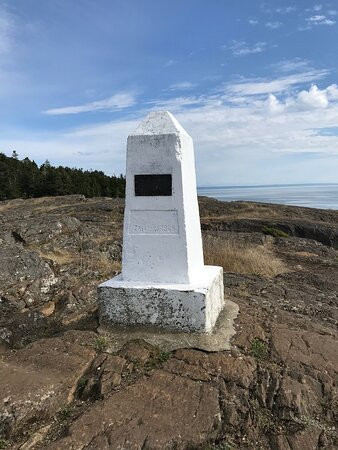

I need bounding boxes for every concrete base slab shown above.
[98,266,224,333]
[97,299,239,353]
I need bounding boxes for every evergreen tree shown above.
[0,153,126,200]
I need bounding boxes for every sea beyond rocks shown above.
[0,195,337,449]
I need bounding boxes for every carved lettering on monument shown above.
[128,210,179,235]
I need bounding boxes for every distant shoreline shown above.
[197,183,338,210]
[197,182,338,189]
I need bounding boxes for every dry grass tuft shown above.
[92,253,121,277]
[31,247,121,277]
[32,248,76,265]
[203,236,286,277]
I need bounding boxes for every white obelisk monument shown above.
[98,111,224,332]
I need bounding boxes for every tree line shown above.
[0,151,125,200]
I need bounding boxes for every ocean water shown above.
[197,184,338,210]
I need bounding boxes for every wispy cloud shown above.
[224,40,267,56]
[276,6,296,14]
[0,4,14,55]
[223,70,328,96]
[169,81,197,91]
[272,58,310,73]
[44,92,136,115]
[164,59,177,67]
[248,19,258,25]
[266,21,283,29]
[148,96,206,111]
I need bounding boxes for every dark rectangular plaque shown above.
[134,174,172,196]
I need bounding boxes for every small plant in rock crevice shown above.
[250,338,268,361]
[76,376,88,396]
[93,336,109,353]
[58,404,73,420]
[145,351,171,370]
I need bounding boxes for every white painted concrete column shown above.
[122,111,204,284]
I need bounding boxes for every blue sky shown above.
[1,0,338,185]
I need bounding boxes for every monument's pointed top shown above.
[130,111,190,137]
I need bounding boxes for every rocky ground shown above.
[0,195,337,450]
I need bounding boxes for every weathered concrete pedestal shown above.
[98,266,223,333]
[98,111,224,333]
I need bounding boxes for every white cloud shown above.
[266,94,285,113]
[326,84,338,100]
[313,4,322,12]
[307,14,326,21]
[169,81,197,91]
[225,40,267,56]
[248,19,258,25]
[306,15,336,25]
[266,21,283,29]
[297,84,329,109]
[250,84,335,112]
[320,18,336,25]
[44,92,136,115]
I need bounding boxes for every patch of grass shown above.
[0,439,9,450]
[262,226,289,238]
[256,409,275,432]
[250,338,268,361]
[157,351,171,363]
[58,404,73,420]
[93,336,109,353]
[203,236,285,277]
[145,351,171,370]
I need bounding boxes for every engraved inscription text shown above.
[128,210,179,235]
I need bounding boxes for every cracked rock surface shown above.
[0,195,337,449]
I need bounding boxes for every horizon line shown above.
[197,182,338,189]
